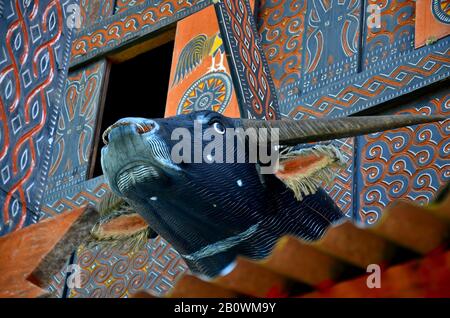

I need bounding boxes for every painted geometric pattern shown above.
[301,0,361,94]
[257,0,308,92]
[67,237,187,297]
[78,0,115,27]
[45,61,107,196]
[40,176,108,219]
[281,38,450,118]
[115,0,148,13]
[215,0,280,119]
[257,0,362,100]
[70,0,214,67]
[324,138,353,217]
[0,0,75,236]
[362,0,415,71]
[355,90,450,225]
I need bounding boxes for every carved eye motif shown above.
[213,122,225,135]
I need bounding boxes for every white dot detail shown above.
[237,179,243,187]
[150,196,158,201]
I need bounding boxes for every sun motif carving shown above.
[177,72,232,115]
[432,0,450,24]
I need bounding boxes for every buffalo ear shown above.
[87,191,157,251]
[274,144,346,201]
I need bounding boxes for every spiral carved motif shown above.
[358,92,450,225]
[257,0,307,90]
[66,237,187,297]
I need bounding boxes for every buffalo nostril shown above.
[102,121,154,145]
[135,123,153,134]
[102,122,132,145]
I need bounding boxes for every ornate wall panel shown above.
[257,2,449,120]
[362,0,415,71]
[68,237,187,297]
[355,89,450,225]
[48,238,187,298]
[324,138,354,217]
[301,0,362,94]
[45,61,108,198]
[40,176,108,219]
[257,0,307,93]
[280,38,450,118]
[257,0,362,97]
[70,0,214,67]
[0,0,75,236]
[215,0,280,119]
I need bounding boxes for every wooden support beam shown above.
[212,258,291,297]
[0,207,98,298]
[369,201,449,254]
[108,26,176,64]
[258,236,351,287]
[313,221,397,268]
[168,275,238,298]
[301,249,450,298]
[215,0,280,119]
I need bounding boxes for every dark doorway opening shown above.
[90,41,174,177]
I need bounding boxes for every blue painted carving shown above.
[215,0,280,119]
[301,0,361,94]
[354,89,450,225]
[45,60,107,197]
[40,175,108,219]
[0,0,75,235]
[361,0,415,72]
[280,38,450,119]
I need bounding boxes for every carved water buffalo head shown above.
[99,110,444,277]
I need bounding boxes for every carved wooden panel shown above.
[355,89,450,225]
[0,0,75,235]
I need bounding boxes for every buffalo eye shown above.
[212,122,226,135]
